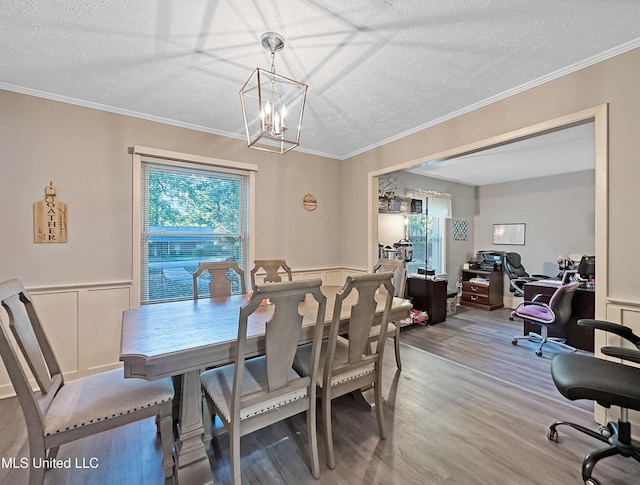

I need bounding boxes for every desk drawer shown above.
[462,292,489,306]
[462,282,490,296]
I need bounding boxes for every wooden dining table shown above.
[120,284,412,485]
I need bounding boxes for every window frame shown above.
[132,146,257,306]
[407,213,447,276]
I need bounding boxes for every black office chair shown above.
[510,281,579,356]
[548,319,640,485]
[503,252,550,296]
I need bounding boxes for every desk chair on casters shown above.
[547,319,640,485]
[510,281,578,356]
[504,252,550,297]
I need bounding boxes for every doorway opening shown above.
[368,105,608,318]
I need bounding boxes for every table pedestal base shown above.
[175,369,212,485]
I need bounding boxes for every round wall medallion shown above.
[303,193,317,211]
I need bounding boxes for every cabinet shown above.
[461,269,504,311]
[407,277,448,324]
[522,281,595,352]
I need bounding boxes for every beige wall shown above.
[0,92,344,396]
[0,44,639,427]
[1,50,638,297]
[342,47,640,304]
[5,49,637,292]
[0,91,342,287]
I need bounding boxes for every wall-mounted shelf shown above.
[378,196,422,214]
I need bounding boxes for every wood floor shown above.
[1,306,639,484]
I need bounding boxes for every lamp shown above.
[240,32,308,154]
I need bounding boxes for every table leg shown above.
[175,369,213,485]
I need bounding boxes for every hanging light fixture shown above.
[240,32,308,154]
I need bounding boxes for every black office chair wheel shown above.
[547,427,558,442]
[509,316,514,321]
[584,477,600,485]
[512,338,518,345]
[536,350,543,357]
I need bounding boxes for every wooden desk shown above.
[120,286,411,484]
[522,281,595,352]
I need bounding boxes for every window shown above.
[407,214,446,274]
[406,190,451,276]
[133,147,256,304]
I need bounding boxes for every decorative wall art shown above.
[492,223,526,245]
[34,182,67,243]
[452,220,468,240]
[303,193,317,211]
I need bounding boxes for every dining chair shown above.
[0,279,175,485]
[370,258,407,369]
[249,259,293,288]
[200,279,327,485]
[193,261,246,299]
[293,272,395,469]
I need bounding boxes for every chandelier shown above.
[240,32,308,154]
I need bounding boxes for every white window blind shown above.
[139,161,250,303]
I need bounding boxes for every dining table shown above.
[120,284,412,485]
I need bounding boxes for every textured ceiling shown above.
[1,1,639,160]
[407,122,595,186]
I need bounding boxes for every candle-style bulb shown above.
[274,113,281,135]
[265,101,272,126]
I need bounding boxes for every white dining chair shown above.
[192,260,246,299]
[0,279,175,485]
[370,258,407,369]
[293,272,394,469]
[200,279,327,485]
[249,259,293,288]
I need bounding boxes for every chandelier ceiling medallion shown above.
[240,32,308,154]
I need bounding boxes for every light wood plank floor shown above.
[1,306,639,484]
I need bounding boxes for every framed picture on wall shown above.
[492,223,526,245]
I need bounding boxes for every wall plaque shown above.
[34,183,67,243]
[303,193,317,211]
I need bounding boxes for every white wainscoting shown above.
[596,300,640,431]
[5,272,639,437]
[0,281,132,399]
[292,267,367,285]
[0,268,366,399]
